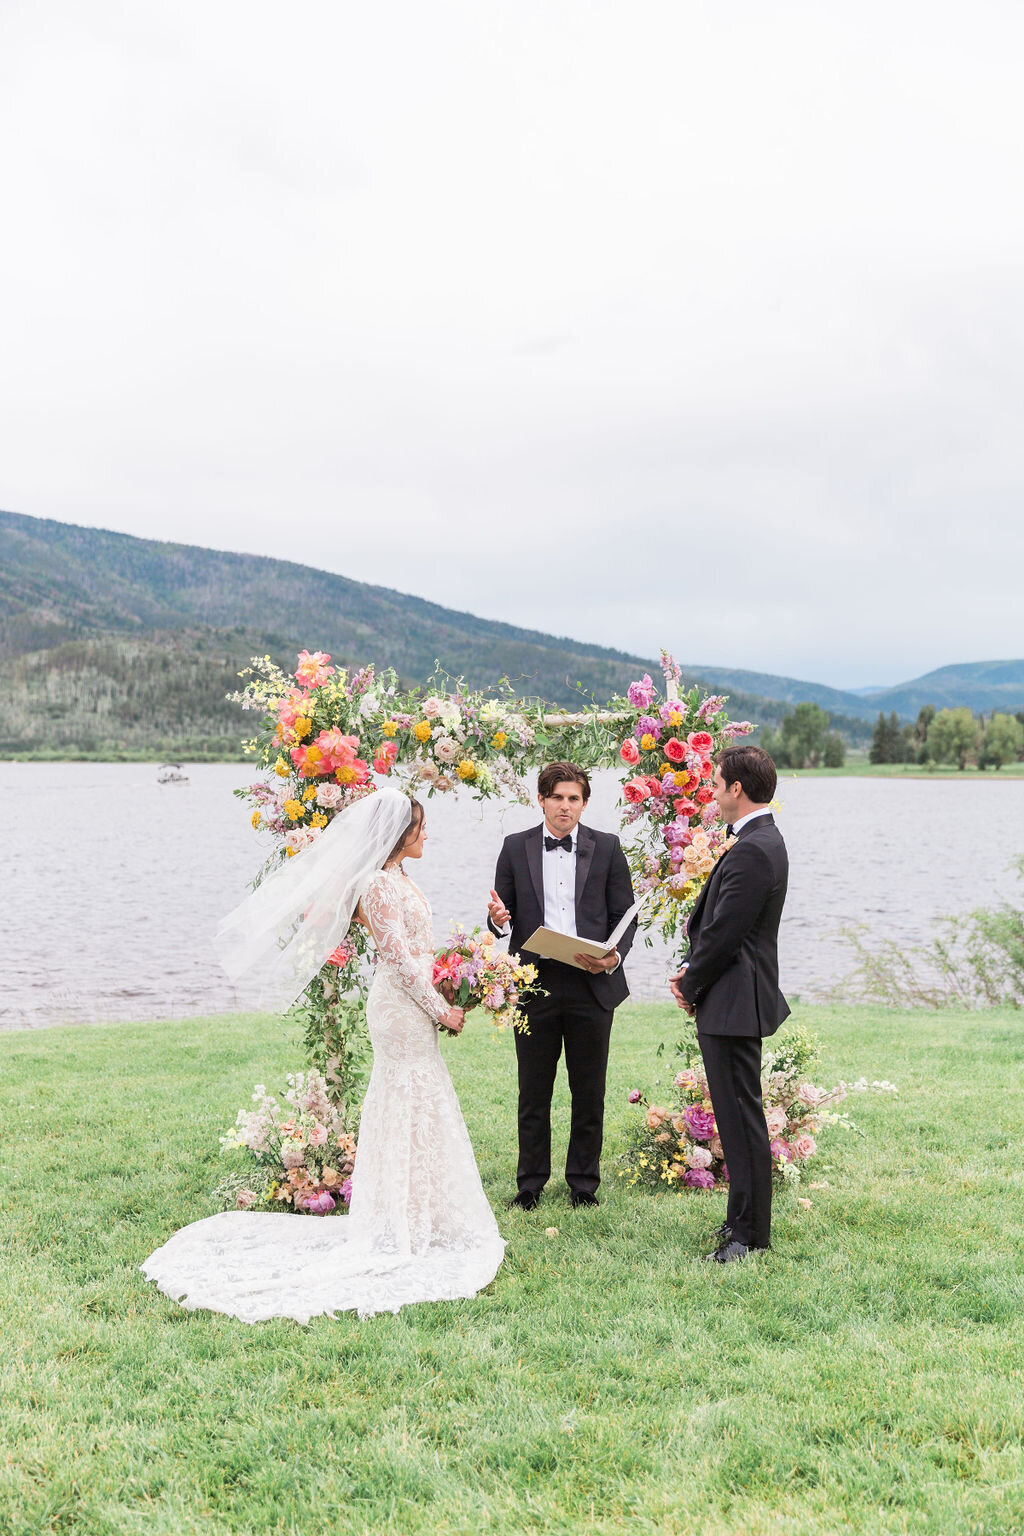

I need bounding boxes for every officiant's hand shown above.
[575,948,619,974]
[669,966,696,1015]
[487,888,512,928]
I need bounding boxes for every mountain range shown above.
[1,509,1021,757]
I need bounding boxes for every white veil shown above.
[215,787,413,1014]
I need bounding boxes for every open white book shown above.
[522,892,650,970]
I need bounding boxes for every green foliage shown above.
[822,730,845,767]
[2,1002,1023,1535]
[869,710,909,764]
[930,706,979,770]
[979,712,1024,769]
[841,854,1024,1009]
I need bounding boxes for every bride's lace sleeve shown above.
[362,872,449,1024]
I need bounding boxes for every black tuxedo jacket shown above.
[679,813,790,1038]
[488,823,637,1009]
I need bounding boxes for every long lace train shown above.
[141,867,505,1322]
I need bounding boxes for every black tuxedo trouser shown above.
[514,961,613,1197]
[698,1031,773,1249]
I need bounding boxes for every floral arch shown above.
[230,647,752,1111]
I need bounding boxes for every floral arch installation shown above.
[231,647,753,1110]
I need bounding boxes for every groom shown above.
[487,762,637,1209]
[670,744,790,1264]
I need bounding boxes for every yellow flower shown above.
[285,847,298,858]
[660,762,674,776]
[668,710,683,727]
[336,765,359,784]
[302,744,323,770]
[381,720,398,737]
[302,785,317,801]
[274,758,290,778]
[250,810,262,829]
[640,733,656,752]
[310,811,328,828]
[491,731,508,749]
[284,799,304,820]
[293,716,312,740]
[413,720,432,742]
[457,759,477,781]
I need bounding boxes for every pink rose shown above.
[791,1134,817,1160]
[694,787,714,805]
[683,1167,716,1189]
[620,738,641,766]
[623,775,651,804]
[664,737,687,763]
[308,1123,328,1147]
[687,731,713,754]
[687,1145,713,1170]
[797,1083,823,1106]
[764,1106,788,1136]
[628,1089,642,1104]
[235,1188,258,1209]
[646,1105,669,1130]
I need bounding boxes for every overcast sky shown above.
[2,2,1022,689]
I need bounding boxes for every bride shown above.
[141,788,505,1323]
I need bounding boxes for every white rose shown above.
[422,695,443,719]
[433,736,459,763]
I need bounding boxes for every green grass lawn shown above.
[2,1003,1023,1536]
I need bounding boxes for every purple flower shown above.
[684,1106,716,1140]
[697,695,726,721]
[340,1176,353,1204]
[721,720,755,738]
[720,1163,729,1183]
[628,1089,642,1104]
[304,1190,336,1214]
[683,1167,716,1189]
[628,675,655,709]
[635,715,662,742]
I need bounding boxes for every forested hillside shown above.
[0,511,782,757]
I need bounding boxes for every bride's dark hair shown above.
[385,797,424,864]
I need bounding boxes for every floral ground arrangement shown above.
[1,1002,1021,1536]
[620,1025,898,1194]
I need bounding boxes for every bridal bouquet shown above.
[432,926,538,1034]
[619,1027,867,1194]
[215,1070,358,1215]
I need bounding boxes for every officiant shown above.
[486,762,637,1209]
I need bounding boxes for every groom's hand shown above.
[487,888,512,928]
[669,966,696,1015]
[575,948,619,974]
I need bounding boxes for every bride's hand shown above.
[442,1007,466,1034]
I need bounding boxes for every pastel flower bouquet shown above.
[215,1070,357,1215]
[432,926,539,1035]
[619,1026,863,1194]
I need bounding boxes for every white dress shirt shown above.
[730,806,773,835]
[542,828,578,938]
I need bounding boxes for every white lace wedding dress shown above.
[141,867,505,1322]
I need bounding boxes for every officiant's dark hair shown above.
[386,798,424,863]
[716,745,776,804]
[537,762,590,801]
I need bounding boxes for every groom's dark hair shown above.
[716,745,776,804]
[537,762,590,801]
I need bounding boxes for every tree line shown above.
[868,706,1024,770]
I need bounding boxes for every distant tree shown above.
[823,731,846,768]
[869,710,907,764]
[915,704,936,745]
[759,727,790,769]
[930,707,979,770]
[979,713,1024,770]
[780,702,830,768]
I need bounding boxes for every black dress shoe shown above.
[570,1191,598,1208]
[508,1191,541,1211]
[710,1223,733,1245]
[704,1239,769,1264]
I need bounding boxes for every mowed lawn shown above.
[1,1003,1022,1536]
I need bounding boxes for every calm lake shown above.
[2,762,1023,1030]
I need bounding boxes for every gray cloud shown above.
[2,0,1022,688]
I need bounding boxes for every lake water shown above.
[2,762,1023,1030]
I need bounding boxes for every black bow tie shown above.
[544,834,573,853]
[726,824,734,836]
